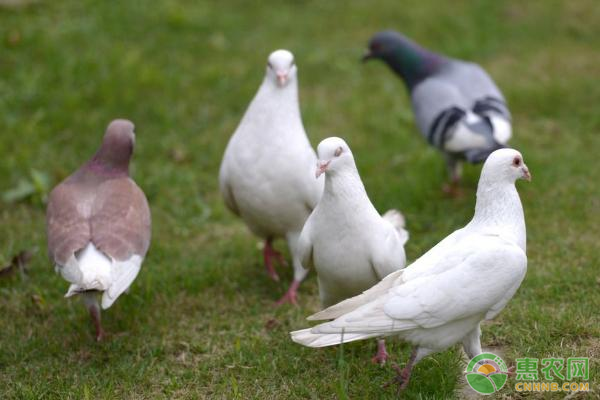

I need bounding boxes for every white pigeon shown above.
[291,148,530,390]
[219,49,323,305]
[298,136,408,363]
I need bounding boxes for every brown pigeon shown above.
[46,119,151,341]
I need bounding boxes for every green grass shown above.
[1,0,599,398]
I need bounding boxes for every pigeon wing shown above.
[218,158,241,216]
[90,177,151,261]
[46,183,92,266]
[310,238,526,335]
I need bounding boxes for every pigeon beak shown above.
[276,72,288,86]
[521,165,531,181]
[362,50,373,62]
[315,161,330,178]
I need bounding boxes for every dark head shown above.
[92,119,135,173]
[362,30,444,89]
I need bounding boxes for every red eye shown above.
[513,157,521,166]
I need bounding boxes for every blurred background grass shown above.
[0,0,599,398]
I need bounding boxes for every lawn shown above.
[1,0,599,398]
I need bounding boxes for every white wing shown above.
[307,228,465,321]
[218,156,240,216]
[297,216,315,270]
[303,237,526,339]
[370,218,407,280]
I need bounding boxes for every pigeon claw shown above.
[442,182,464,198]
[95,327,106,342]
[371,340,389,366]
[383,362,412,393]
[275,280,300,307]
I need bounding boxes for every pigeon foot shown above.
[383,362,412,393]
[371,339,389,365]
[275,280,300,306]
[442,181,464,198]
[263,239,287,281]
[383,348,418,393]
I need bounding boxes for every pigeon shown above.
[219,49,323,305]
[298,137,408,364]
[291,148,530,391]
[46,119,151,341]
[363,31,512,194]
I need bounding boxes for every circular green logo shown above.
[465,353,509,395]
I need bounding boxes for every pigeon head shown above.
[362,30,443,89]
[316,137,354,178]
[266,49,297,87]
[91,119,136,173]
[480,148,531,185]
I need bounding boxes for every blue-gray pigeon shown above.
[363,31,512,193]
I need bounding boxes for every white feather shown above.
[298,137,408,309]
[58,242,142,310]
[291,149,529,362]
[218,50,323,289]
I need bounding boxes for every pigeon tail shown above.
[382,209,409,245]
[290,328,379,348]
[464,142,506,164]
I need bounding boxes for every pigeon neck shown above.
[258,75,299,105]
[470,182,526,251]
[84,151,130,178]
[384,41,444,90]
[323,167,371,208]
[248,76,302,133]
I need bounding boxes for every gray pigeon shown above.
[363,30,512,193]
[46,119,151,341]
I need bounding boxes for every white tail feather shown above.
[101,256,143,309]
[383,209,409,245]
[290,328,379,348]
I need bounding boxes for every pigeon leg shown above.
[89,306,105,342]
[275,279,300,306]
[371,339,389,365]
[442,156,463,197]
[82,292,105,342]
[383,347,418,393]
[263,238,287,282]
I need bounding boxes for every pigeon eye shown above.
[334,147,343,157]
[513,157,521,166]
[267,62,273,69]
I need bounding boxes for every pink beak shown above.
[277,72,288,86]
[315,161,330,178]
[522,166,532,181]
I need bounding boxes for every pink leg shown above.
[442,178,463,197]
[384,347,418,393]
[275,280,300,306]
[88,305,105,342]
[263,239,287,282]
[371,339,389,365]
